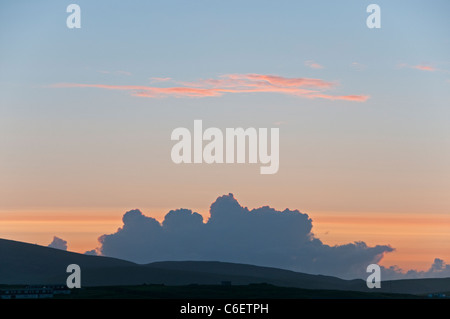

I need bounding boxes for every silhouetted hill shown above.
[145,261,365,291]
[0,238,134,284]
[1,238,450,296]
[0,238,365,289]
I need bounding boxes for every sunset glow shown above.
[1,0,449,280]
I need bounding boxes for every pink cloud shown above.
[305,60,325,69]
[309,94,370,102]
[398,63,437,72]
[51,83,223,98]
[412,65,436,72]
[243,74,332,88]
[133,87,223,98]
[150,77,172,83]
[51,73,368,102]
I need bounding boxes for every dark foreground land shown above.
[2,238,450,299]
[53,283,418,299]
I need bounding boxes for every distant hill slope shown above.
[0,238,134,284]
[1,238,450,295]
[0,238,366,290]
[145,261,365,291]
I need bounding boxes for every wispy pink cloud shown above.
[305,60,324,69]
[51,83,222,98]
[51,73,369,102]
[398,63,437,72]
[412,65,436,72]
[150,77,172,83]
[309,94,369,102]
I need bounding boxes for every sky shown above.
[1,1,450,278]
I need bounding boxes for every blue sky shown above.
[0,0,450,271]
[1,0,449,206]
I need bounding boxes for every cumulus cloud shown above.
[51,73,369,102]
[47,236,68,251]
[96,194,392,279]
[382,258,450,280]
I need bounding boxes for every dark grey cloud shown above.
[47,236,67,251]
[382,258,450,280]
[96,194,395,279]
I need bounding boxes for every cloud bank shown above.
[96,193,392,279]
[51,73,369,102]
[47,236,68,251]
[382,258,450,280]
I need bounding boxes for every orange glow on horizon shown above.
[1,208,449,272]
[310,211,450,271]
